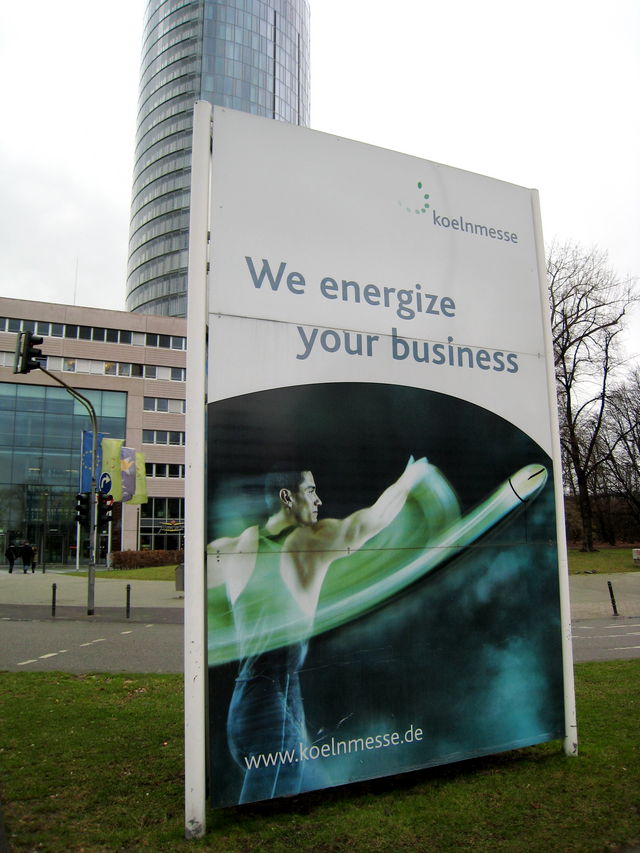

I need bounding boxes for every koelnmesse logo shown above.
[400,181,519,245]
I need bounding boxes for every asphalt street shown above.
[1,568,639,672]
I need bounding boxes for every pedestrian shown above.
[5,544,16,573]
[31,544,38,573]
[21,542,34,574]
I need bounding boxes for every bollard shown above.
[51,583,57,617]
[607,581,619,616]
[126,583,131,619]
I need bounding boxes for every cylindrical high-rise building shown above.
[126,0,310,317]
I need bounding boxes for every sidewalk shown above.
[0,565,638,622]
[0,566,184,623]
[569,571,640,619]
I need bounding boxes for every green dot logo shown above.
[399,181,430,214]
[417,181,430,213]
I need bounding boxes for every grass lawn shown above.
[567,547,639,575]
[1,661,639,852]
[69,564,179,581]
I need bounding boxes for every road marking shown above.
[80,638,107,646]
[575,631,640,640]
[121,631,133,635]
[614,645,640,650]
[39,653,59,659]
[17,659,38,666]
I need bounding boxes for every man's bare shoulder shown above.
[285,518,342,548]
[206,525,259,555]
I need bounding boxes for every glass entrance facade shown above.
[0,383,127,565]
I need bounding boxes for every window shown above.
[146,333,158,347]
[64,325,78,339]
[63,358,76,372]
[120,330,132,345]
[171,367,185,381]
[144,365,157,379]
[79,326,91,340]
[51,323,64,337]
[168,398,185,413]
[106,328,118,343]
[37,322,51,335]
[143,397,155,411]
[144,462,185,478]
[92,327,106,342]
[46,356,63,371]
[159,334,171,348]
[142,429,154,443]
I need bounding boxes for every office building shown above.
[126,0,311,317]
[0,297,186,564]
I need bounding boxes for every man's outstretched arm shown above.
[319,457,430,553]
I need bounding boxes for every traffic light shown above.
[75,492,91,526]
[97,493,114,528]
[13,331,44,375]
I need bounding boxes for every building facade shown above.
[0,297,186,565]
[126,0,311,317]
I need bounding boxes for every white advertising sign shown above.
[202,106,573,810]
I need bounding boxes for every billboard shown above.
[204,107,568,808]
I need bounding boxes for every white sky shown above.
[0,0,638,353]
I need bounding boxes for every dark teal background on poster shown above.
[207,383,564,807]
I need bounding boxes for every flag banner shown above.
[120,447,136,502]
[101,438,124,501]
[128,452,148,505]
[80,430,105,493]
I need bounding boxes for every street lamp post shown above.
[39,367,99,615]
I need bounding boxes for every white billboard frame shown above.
[184,100,577,835]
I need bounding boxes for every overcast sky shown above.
[1,1,638,352]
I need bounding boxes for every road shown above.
[571,618,640,663]
[0,616,183,673]
[2,613,640,672]
[0,568,638,672]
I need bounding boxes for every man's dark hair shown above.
[264,467,306,513]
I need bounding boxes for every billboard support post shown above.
[530,190,578,757]
[183,99,212,840]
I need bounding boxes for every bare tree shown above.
[548,241,638,551]
[600,371,640,531]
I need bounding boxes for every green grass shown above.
[68,564,179,581]
[568,547,639,575]
[1,662,639,852]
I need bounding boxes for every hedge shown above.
[110,549,184,569]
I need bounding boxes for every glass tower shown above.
[126,0,311,317]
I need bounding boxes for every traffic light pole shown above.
[38,366,99,615]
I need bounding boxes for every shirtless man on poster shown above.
[207,458,429,803]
